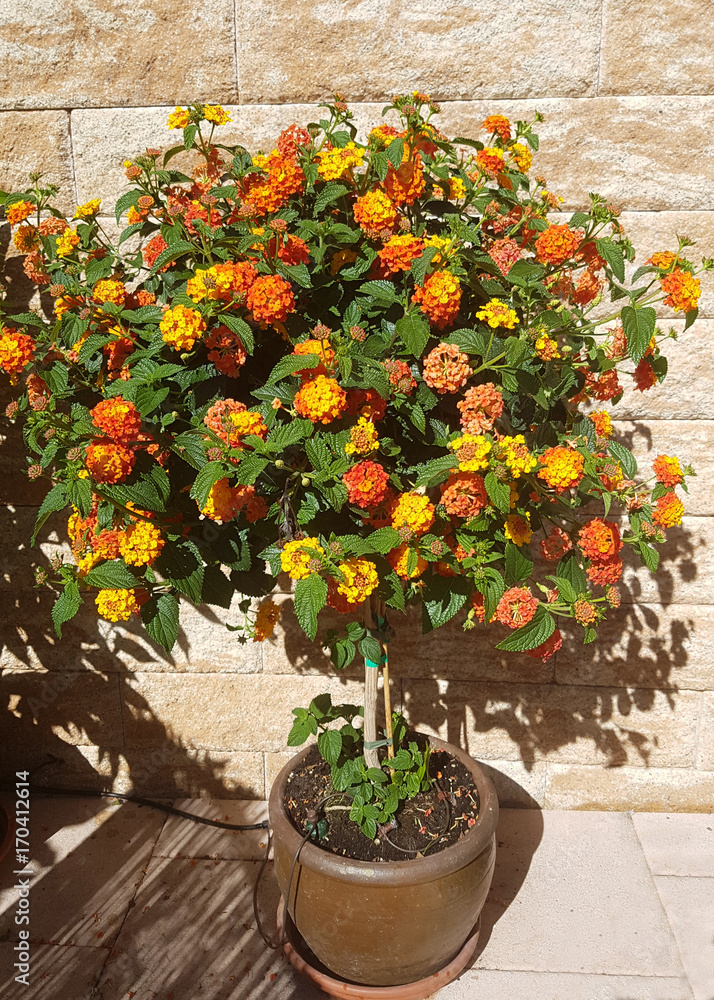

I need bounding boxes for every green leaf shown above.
[360,280,399,308]
[318,729,343,766]
[504,542,534,585]
[314,182,349,213]
[415,454,457,487]
[410,246,439,286]
[422,577,468,631]
[552,575,577,603]
[141,592,180,651]
[51,581,82,638]
[395,312,430,356]
[386,137,405,169]
[639,542,660,573]
[621,305,656,364]
[84,560,137,589]
[608,440,637,479]
[268,353,319,383]
[218,313,255,354]
[495,604,555,652]
[481,572,505,623]
[485,471,511,513]
[189,461,226,509]
[358,634,382,664]
[506,261,545,287]
[172,432,207,470]
[363,526,400,555]
[201,564,234,608]
[446,328,489,356]
[33,483,68,543]
[333,637,357,670]
[67,478,92,518]
[155,540,204,603]
[78,332,113,364]
[294,574,327,641]
[114,189,143,225]
[389,748,413,770]
[557,555,587,595]
[595,238,625,283]
[150,240,195,273]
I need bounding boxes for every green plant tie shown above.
[363,737,393,749]
[365,653,388,669]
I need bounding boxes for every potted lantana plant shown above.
[0,93,705,991]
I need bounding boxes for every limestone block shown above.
[696,691,714,770]
[544,761,714,811]
[0,111,74,213]
[401,678,701,768]
[604,318,713,421]
[0,505,70,590]
[438,97,714,211]
[1,667,124,747]
[235,0,601,104]
[0,1,237,110]
[610,419,713,517]
[122,672,367,751]
[556,603,714,692]
[600,1,714,97]
[618,516,712,606]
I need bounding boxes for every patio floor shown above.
[0,796,711,1000]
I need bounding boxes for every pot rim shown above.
[268,735,499,887]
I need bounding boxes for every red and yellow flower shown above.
[294,374,348,424]
[343,460,390,509]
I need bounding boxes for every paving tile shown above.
[437,969,694,999]
[474,810,684,977]
[152,799,269,860]
[0,796,164,947]
[654,876,714,1000]
[633,813,714,876]
[0,942,109,1000]
[93,856,323,999]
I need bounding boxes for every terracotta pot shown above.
[268,736,498,987]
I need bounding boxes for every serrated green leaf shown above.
[386,136,405,169]
[410,246,439,287]
[595,238,625,283]
[294,574,327,641]
[219,313,255,353]
[268,353,319,383]
[318,729,343,766]
[114,189,143,225]
[495,604,555,652]
[314,182,349,213]
[32,483,68,543]
[608,440,637,479]
[557,554,588,595]
[395,312,430,356]
[621,305,656,364]
[358,634,382,664]
[141,592,179,651]
[150,240,194,273]
[415,454,458,487]
[51,581,82,638]
[84,560,137,589]
[485,471,511,513]
[504,542,534,585]
[189,461,226,508]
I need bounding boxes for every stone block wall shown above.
[1,1,713,809]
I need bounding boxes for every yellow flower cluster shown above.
[534,332,560,360]
[95,588,139,622]
[119,521,165,566]
[201,478,243,522]
[92,279,127,306]
[390,492,435,536]
[55,229,80,257]
[494,435,537,478]
[294,374,347,424]
[335,558,379,605]
[476,298,519,329]
[280,537,325,580]
[316,142,365,180]
[387,543,427,580]
[451,432,491,471]
[504,512,533,547]
[229,410,268,444]
[74,199,101,219]
[203,104,232,125]
[167,106,191,129]
[345,416,380,455]
[510,143,532,173]
[160,305,206,351]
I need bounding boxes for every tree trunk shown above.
[362,597,380,769]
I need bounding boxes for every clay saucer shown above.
[276,899,480,1000]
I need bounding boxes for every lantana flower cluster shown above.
[0,92,702,666]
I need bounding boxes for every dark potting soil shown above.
[284,743,480,863]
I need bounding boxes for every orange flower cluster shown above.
[590,410,612,438]
[204,398,246,445]
[229,410,268,447]
[384,155,425,206]
[422,342,471,393]
[412,270,462,329]
[293,338,335,376]
[573,599,598,626]
[537,447,585,493]
[493,586,539,629]
[85,441,136,483]
[387,543,427,580]
[390,492,435,536]
[378,234,424,273]
[240,150,305,215]
[440,472,488,519]
[648,251,678,270]
[90,396,142,444]
[142,234,169,271]
[294,374,347,424]
[534,224,582,266]
[187,261,258,305]
[6,200,34,225]
[482,115,511,142]
[334,557,380,605]
[205,325,247,377]
[253,599,281,642]
[457,383,503,433]
[268,233,310,266]
[201,478,244,522]
[540,526,573,561]
[581,369,621,403]
[526,629,562,662]
[345,416,379,455]
[0,327,35,376]
[353,189,398,234]
[246,274,295,326]
[384,359,416,395]
[660,268,701,314]
[579,518,623,586]
[653,491,684,528]
[343,460,390,509]
[160,305,206,351]
[347,387,386,422]
[652,454,683,487]
[475,147,504,175]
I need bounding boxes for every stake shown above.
[379,599,395,766]
[362,597,380,770]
